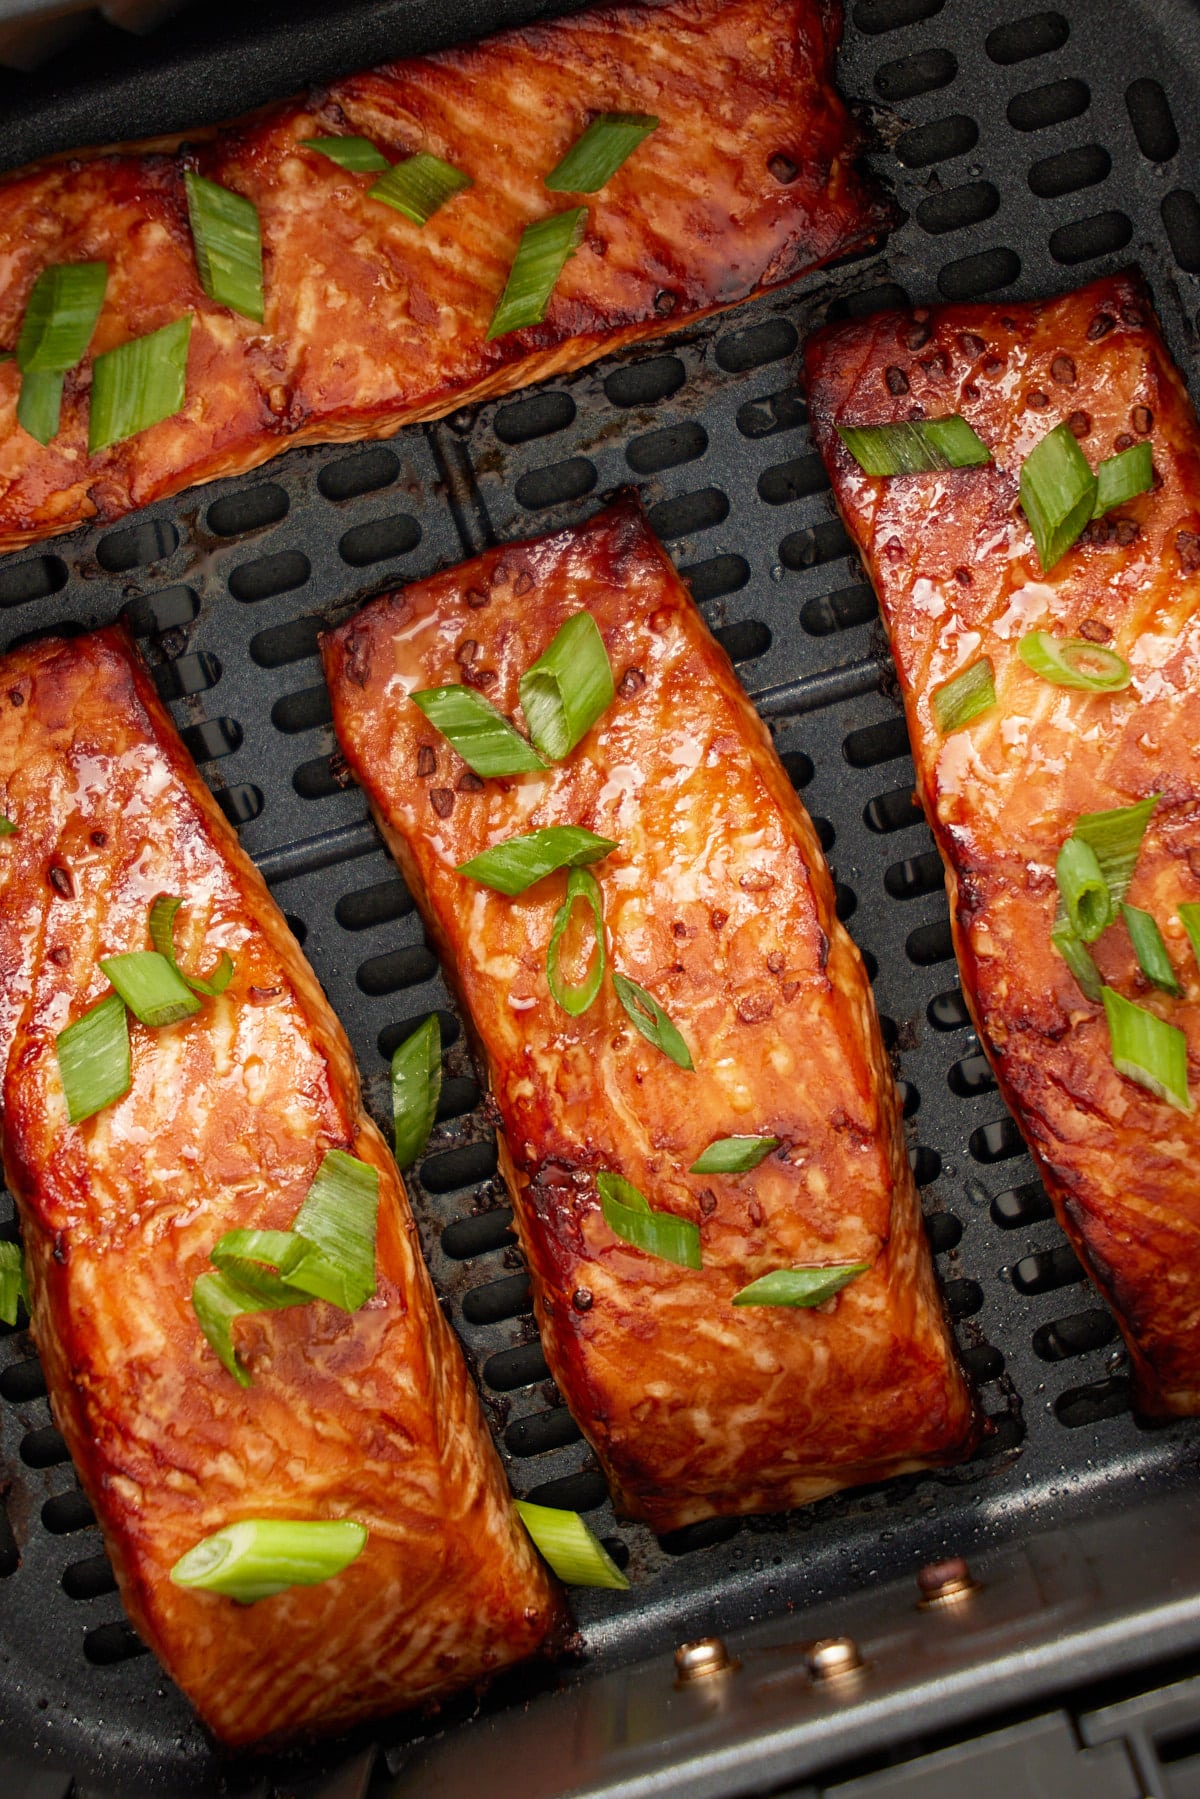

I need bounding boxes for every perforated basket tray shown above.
[5,2,1200,1795]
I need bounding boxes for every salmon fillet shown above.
[322,495,978,1533]
[0,0,887,554]
[0,628,561,1747]
[805,269,1200,1416]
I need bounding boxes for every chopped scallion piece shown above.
[88,315,192,453]
[457,824,616,896]
[597,1170,701,1269]
[1017,631,1130,692]
[0,818,15,837]
[1121,903,1181,996]
[1094,440,1153,517]
[689,1136,780,1174]
[16,262,107,374]
[1051,923,1103,1004]
[1178,902,1200,973]
[731,1262,869,1308]
[487,207,587,341]
[55,991,130,1124]
[1070,795,1158,911]
[0,1240,28,1328]
[1020,422,1098,573]
[301,136,391,173]
[170,1517,367,1603]
[546,868,605,1016]
[931,656,995,735]
[368,153,473,226]
[1102,985,1192,1112]
[1055,835,1112,944]
[16,369,64,445]
[836,415,991,476]
[410,686,546,777]
[209,1229,304,1299]
[184,174,264,322]
[286,1149,380,1313]
[391,1014,442,1169]
[99,950,202,1028]
[148,894,234,998]
[613,973,693,1070]
[192,1268,308,1386]
[519,611,614,761]
[545,112,659,194]
[514,1500,629,1589]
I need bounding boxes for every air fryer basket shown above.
[4,2,1200,1795]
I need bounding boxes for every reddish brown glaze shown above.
[0,630,561,1746]
[0,0,888,553]
[806,270,1200,1415]
[323,497,978,1533]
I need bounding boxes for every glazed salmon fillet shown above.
[0,0,887,553]
[323,496,978,1532]
[0,629,561,1746]
[805,269,1200,1415]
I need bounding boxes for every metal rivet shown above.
[807,1636,863,1680]
[674,1636,738,1683]
[917,1556,978,1609]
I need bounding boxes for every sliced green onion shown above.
[597,1170,701,1269]
[148,894,234,998]
[368,154,472,226]
[0,818,15,837]
[184,174,264,323]
[1178,903,1200,974]
[170,1517,367,1603]
[1051,922,1103,1004]
[837,416,990,476]
[1102,985,1192,1112]
[286,1149,379,1313]
[1121,904,1181,996]
[545,112,659,194]
[931,656,995,735]
[689,1136,780,1174]
[99,951,201,1028]
[16,262,107,374]
[391,1014,442,1169]
[1070,795,1158,910]
[546,868,605,1016]
[1056,836,1112,943]
[89,315,192,454]
[410,686,546,777]
[17,369,64,446]
[0,1241,28,1328]
[613,973,693,1070]
[209,1228,305,1299]
[731,1262,869,1307]
[1094,440,1153,517]
[192,1268,308,1386]
[1020,421,1098,573]
[301,136,391,173]
[1017,631,1130,692]
[488,207,587,341]
[514,1500,629,1589]
[56,991,130,1124]
[519,611,614,761]
[457,824,616,896]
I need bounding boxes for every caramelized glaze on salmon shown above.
[806,270,1200,1415]
[323,496,978,1532]
[0,0,887,553]
[0,629,561,1746]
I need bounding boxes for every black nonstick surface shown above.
[4,2,1200,1795]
